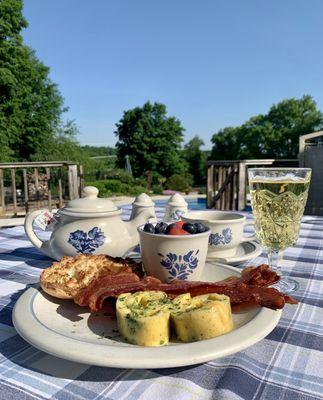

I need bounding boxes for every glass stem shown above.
[267,249,284,276]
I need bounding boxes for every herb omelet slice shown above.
[116,291,171,346]
[171,293,233,342]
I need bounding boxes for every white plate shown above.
[13,263,281,369]
[207,241,262,266]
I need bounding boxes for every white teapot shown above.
[24,186,155,260]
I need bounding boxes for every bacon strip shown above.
[87,279,296,312]
[74,272,140,306]
[74,264,297,312]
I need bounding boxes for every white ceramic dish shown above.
[182,211,255,257]
[13,263,281,369]
[138,223,210,282]
[207,241,262,266]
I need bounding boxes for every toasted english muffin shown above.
[40,254,139,299]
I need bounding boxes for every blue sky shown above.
[22,0,323,149]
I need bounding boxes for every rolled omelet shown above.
[116,291,172,346]
[171,293,233,342]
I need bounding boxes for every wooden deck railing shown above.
[207,159,299,210]
[0,162,83,217]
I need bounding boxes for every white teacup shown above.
[182,211,255,257]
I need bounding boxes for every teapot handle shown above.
[24,210,48,250]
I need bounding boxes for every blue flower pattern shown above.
[171,209,185,221]
[68,227,105,254]
[209,228,232,246]
[158,250,199,280]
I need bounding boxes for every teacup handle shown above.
[241,221,256,242]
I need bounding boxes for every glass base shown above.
[272,276,299,293]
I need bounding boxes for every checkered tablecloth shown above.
[0,210,322,400]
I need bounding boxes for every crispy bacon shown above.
[73,264,297,312]
[74,272,140,306]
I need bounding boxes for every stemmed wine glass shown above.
[248,168,311,293]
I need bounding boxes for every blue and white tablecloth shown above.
[0,210,322,400]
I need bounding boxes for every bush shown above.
[165,173,193,193]
[151,184,163,194]
[103,170,134,184]
[85,179,149,197]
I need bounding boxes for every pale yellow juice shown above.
[249,178,310,250]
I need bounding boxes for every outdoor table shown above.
[0,210,322,400]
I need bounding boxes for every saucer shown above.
[206,241,262,266]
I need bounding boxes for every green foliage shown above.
[211,95,323,160]
[103,169,134,184]
[165,173,193,193]
[0,0,81,161]
[31,121,85,162]
[81,145,116,157]
[85,179,149,197]
[115,101,186,178]
[182,136,208,185]
[151,184,163,194]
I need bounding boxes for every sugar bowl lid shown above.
[59,186,118,216]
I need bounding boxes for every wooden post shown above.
[46,167,52,210]
[23,168,29,213]
[238,161,246,210]
[207,165,214,208]
[79,165,84,197]
[0,169,5,215]
[68,164,79,200]
[213,166,218,209]
[11,169,17,215]
[58,168,63,207]
[34,167,40,208]
[221,167,227,210]
[233,163,238,210]
[217,166,223,210]
[229,166,234,210]
[224,166,229,210]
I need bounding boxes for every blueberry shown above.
[143,223,155,233]
[155,222,168,234]
[165,223,177,234]
[194,223,208,233]
[182,223,197,234]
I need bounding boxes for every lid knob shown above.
[83,186,99,199]
[133,193,154,206]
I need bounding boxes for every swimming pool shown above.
[120,197,206,220]
[154,197,206,210]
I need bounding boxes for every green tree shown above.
[211,95,323,160]
[0,0,79,161]
[183,136,208,185]
[115,101,186,178]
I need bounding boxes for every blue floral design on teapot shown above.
[68,227,105,254]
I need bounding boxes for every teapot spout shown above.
[126,208,156,248]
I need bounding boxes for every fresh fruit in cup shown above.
[165,223,189,236]
[143,223,155,233]
[143,221,208,235]
[154,222,168,234]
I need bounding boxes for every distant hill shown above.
[81,146,116,157]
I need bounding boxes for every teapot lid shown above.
[60,186,118,216]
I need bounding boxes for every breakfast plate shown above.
[13,263,281,369]
[206,241,263,266]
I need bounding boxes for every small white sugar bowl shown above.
[163,193,188,222]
